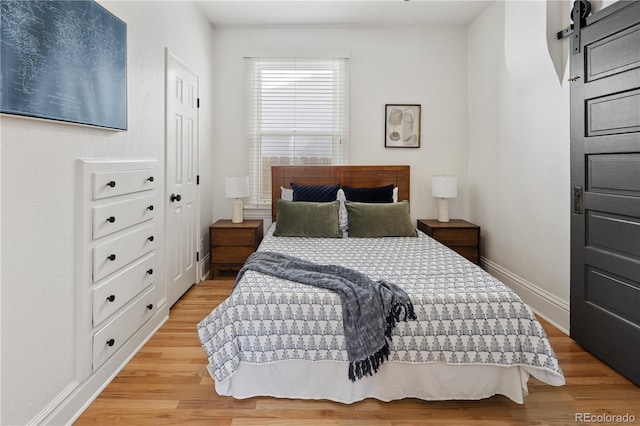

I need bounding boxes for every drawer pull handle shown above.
[106,295,116,302]
[147,235,154,242]
[147,176,154,182]
[147,268,154,275]
[147,304,154,310]
[106,339,115,347]
[107,254,116,261]
[106,181,116,188]
[170,193,181,203]
[147,205,154,211]
[106,216,116,223]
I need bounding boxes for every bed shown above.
[198,165,564,403]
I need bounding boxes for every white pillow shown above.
[337,189,348,233]
[280,186,293,201]
[393,187,398,202]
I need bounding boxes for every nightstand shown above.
[417,219,480,265]
[210,219,264,276]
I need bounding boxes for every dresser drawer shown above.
[93,223,157,282]
[93,169,157,200]
[92,194,156,239]
[92,286,157,370]
[92,254,156,326]
[212,227,261,247]
[431,228,478,247]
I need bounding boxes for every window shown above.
[245,56,349,204]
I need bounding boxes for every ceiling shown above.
[195,0,494,28]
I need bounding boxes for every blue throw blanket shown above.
[236,251,416,381]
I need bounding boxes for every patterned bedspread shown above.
[198,225,564,387]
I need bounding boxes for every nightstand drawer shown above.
[212,228,260,247]
[451,247,479,264]
[213,246,255,264]
[210,220,264,274]
[417,219,480,265]
[430,228,478,247]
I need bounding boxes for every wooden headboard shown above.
[271,165,410,221]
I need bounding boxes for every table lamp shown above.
[225,176,250,223]
[432,175,457,222]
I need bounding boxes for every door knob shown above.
[170,193,182,202]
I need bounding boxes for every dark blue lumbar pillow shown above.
[291,183,340,202]
[343,184,394,203]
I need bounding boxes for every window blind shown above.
[245,57,349,204]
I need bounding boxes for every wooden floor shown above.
[76,276,640,425]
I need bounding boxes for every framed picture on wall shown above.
[0,1,127,130]
[385,104,421,148]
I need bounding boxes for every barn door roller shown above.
[557,0,592,54]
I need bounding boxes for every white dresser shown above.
[72,159,168,407]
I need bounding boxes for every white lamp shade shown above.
[225,176,250,199]
[432,175,458,198]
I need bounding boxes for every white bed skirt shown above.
[211,360,561,404]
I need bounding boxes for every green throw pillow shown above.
[274,199,342,238]
[345,200,417,238]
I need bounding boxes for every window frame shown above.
[245,55,350,205]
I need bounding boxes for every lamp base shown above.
[231,199,244,223]
[437,198,450,222]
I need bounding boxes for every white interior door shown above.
[166,50,198,307]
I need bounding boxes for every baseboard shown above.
[35,312,168,425]
[482,257,570,335]
[199,253,211,281]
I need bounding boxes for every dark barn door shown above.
[570,0,640,385]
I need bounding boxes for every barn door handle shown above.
[573,186,583,214]
[170,193,182,202]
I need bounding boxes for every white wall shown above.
[466,0,615,333]
[211,25,470,225]
[467,1,571,331]
[0,2,215,424]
